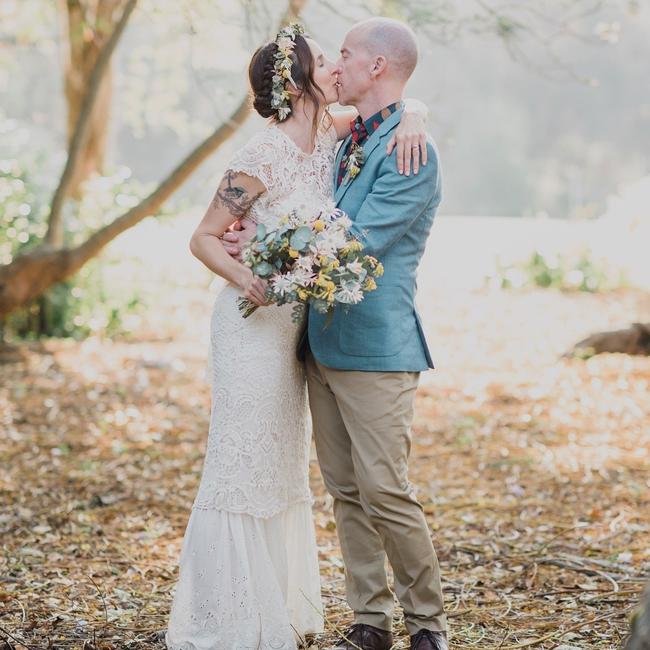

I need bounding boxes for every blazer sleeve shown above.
[349,141,441,259]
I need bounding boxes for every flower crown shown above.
[271,23,305,121]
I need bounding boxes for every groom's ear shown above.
[369,55,387,78]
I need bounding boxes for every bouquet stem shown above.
[237,298,259,318]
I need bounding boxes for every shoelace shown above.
[412,629,446,650]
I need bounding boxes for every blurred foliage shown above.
[5,262,145,340]
[0,114,159,340]
[0,160,49,265]
[489,248,627,293]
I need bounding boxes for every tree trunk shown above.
[59,0,123,198]
[566,323,650,357]
[626,585,650,650]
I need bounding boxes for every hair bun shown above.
[249,43,279,119]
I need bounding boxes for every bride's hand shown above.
[238,268,269,306]
[386,109,428,177]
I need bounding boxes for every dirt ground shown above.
[1,286,649,649]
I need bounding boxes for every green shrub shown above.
[490,249,627,292]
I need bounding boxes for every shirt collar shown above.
[354,101,404,139]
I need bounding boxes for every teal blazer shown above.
[307,108,441,372]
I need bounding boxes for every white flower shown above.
[345,260,364,276]
[311,239,337,257]
[287,210,309,228]
[295,255,315,270]
[334,213,352,229]
[318,228,347,251]
[335,280,363,304]
[276,36,293,51]
[290,266,316,287]
[271,274,294,296]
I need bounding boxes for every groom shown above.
[304,18,447,650]
[226,18,446,650]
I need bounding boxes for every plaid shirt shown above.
[336,101,402,188]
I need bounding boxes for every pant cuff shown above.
[354,613,394,632]
[404,615,447,636]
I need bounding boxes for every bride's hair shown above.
[249,34,330,138]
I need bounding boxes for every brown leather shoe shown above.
[410,629,448,650]
[331,623,393,650]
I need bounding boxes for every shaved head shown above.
[351,17,419,81]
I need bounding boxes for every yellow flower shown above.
[313,220,325,232]
[315,273,331,288]
[343,240,363,255]
[364,277,377,291]
[298,289,309,300]
[319,281,336,301]
[319,255,330,266]
[282,69,291,79]
[289,249,299,258]
[375,263,384,276]
[331,259,340,268]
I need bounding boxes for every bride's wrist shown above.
[403,97,428,120]
[235,265,252,290]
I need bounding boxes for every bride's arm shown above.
[331,107,360,141]
[189,170,268,306]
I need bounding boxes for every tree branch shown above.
[0,0,308,319]
[73,94,253,261]
[0,94,251,318]
[46,0,137,248]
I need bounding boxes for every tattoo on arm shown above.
[212,170,262,218]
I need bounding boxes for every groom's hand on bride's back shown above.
[222,219,256,260]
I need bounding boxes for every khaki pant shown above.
[305,353,446,635]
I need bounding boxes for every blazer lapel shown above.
[332,135,350,195]
[334,108,404,205]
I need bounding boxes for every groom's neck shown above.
[356,84,405,122]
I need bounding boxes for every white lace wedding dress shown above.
[165,122,337,650]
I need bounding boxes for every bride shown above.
[165,23,427,650]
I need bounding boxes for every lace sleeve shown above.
[226,130,276,191]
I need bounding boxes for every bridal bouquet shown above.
[238,208,383,320]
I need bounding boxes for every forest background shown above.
[0,1,649,648]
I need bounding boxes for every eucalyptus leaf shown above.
[254,261,273,277]
[256,224,267,240]
[290,226,312,251]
